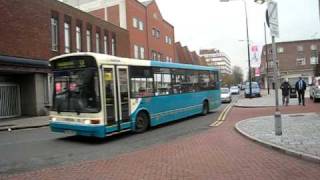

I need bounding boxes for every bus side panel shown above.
[130,90,220,127]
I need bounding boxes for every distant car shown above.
[230,86,240,94]
[245,82,261,98]
[310,76,320,102]
[220,88,232,103]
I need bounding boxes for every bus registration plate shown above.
[64,130,76,135]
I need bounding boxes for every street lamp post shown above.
[220,0,252,97]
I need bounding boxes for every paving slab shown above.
[235,112,320,163]
[235,89,309,107]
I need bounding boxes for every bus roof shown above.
[49,52,218,71]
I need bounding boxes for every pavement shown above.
[235,89,309,107]
[0,116,49,131]
[1,91,320,179]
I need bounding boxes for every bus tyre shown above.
[201,101,209,115]
[134,112,149,133]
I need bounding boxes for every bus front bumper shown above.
[50,121,106,138]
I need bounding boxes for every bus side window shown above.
[130,66,154,98]
[199,71,210,90]
[154,68,172,96]
[209,71,219,90]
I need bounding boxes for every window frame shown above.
[51,17,59,51]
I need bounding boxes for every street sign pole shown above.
[272,35,282,135]
[267,0,282,136]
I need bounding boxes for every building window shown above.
[76,26,81,52]
[134,45,139,59]
[152,28,160,39]
[297,45,304,52]
[138,21,144,31]
[133,45,145,59]
[165,36,172,45]
[311,44,318,50]
[133,17,138,28]
[140,47,144,59]
[96,32,100,53]
[156,30,160,39]
[111,36,116,55]
[152,28,156,37]
[277,47,284,53]
[86,29,91,52]
[64,22,71,53]
[310,57,319,65]
[296,58,306,65]
[104,35,108,54]
[51,17,59,51]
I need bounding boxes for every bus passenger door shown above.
[103,66,130,132]
[103,66,118,131]
[116,66,130,129]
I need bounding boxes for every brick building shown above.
[64,0,175,62]
[0,0,129,118]
[260,39,319,88]
[174,42,207,65]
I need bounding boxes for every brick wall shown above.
[0,0,130,60]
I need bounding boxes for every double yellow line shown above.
[210,103,233,127]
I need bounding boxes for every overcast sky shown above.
[152,0,320,77]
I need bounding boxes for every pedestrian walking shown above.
[280,80,291,106]
[295,77,307,106]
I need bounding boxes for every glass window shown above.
[297,45,304,52]
[310,57,319,65]
[64,22,71,53]
[134,45,139,59]
[277,47,284,53]
[133,17,138,28]
[311,44,318,50]
[152,28,156,37]
[53,68,101,113]
[51,17,58,51]
[153,68,172,96]
[296,58,306,65]
[140,47,144,59]
[111,36,116,55]
[130,66,154,98]
[76,26,81,52]
[209,71,219,90]
[156,30,160,38]
[104,35,108,54]
[86,29,91,52]
[199,71,210,90]
[96,32,100,53]
[138,21,144,31]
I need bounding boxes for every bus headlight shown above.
[51,117,57,122]
[84,120,91,124]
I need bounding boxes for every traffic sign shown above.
[267,1,279,37]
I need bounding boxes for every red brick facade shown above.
[86,0,175,61]
[0,0,130,60]
[260,39,320,86]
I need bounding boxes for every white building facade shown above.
[199,49,232,75]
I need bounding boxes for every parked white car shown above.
[310,76,320,102]
[230,86,240,94]
[221,88,232,103]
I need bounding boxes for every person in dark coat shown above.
[295,77,307,106]
[280,80,291,106]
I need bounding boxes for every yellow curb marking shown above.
[210,103,233,127]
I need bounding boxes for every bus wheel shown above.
[134,112,149,133]
[201,101,209,115]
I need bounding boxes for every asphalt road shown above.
[0,95,239,176]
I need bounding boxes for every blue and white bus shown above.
[49,53,221,138]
